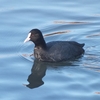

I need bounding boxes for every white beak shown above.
[24,33,31,43]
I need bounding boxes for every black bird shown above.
[24,29,85,62]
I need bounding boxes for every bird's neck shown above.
[34,39,47,49]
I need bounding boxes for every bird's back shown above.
[41,41,85,62]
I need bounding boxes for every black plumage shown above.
[24,29,85,62]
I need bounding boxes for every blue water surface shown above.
[0,0,100,100]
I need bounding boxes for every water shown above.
[0,0,100,100]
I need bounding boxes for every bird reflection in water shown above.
[25,59,47,89]
[24,59,78,89]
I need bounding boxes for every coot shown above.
[24,29,85,62]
